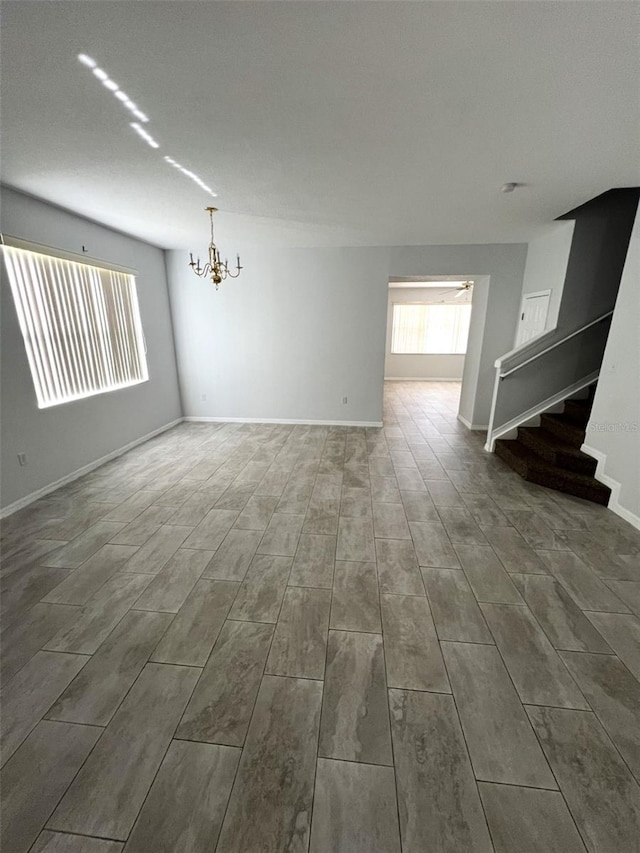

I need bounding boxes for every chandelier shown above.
[189,207,242,289]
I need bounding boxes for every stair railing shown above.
[484,311,613,452]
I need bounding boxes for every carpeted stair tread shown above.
[518,427,597,475]
[495,439,610,505]
[540,413,586,447]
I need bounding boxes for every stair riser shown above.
[517,430,597,475]
[494,442,610,507]
[555,452,596,476]
[524,468,610,506]
[494,382,606,506]
[562,402,592,428]
[495,441,527,477]
[540,415,585,448]
[562,412,591,429]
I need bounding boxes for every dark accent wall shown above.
[556,188,640,329]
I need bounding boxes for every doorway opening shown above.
[384,278,474,382]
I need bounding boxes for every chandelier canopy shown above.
[189,207,242,289]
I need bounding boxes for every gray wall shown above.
[0,187,182,511]
[384,286,470,380]
[518,221,574,336]
[585,206,640,522]
[167,241,527,430]
[166,246,391,424]
[1,189,528,513]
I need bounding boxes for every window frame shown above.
[1,234,149,409]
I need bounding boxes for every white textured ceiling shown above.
[1,1,639,249]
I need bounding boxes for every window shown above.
[391,303,471,354]
[2,240,148,408]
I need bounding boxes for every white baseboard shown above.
[184,416,383,427]
[581,442,640,531]
[0,418,184,520]
[384,377,462,382]
[457,414,489,431]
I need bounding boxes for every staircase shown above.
[494,385,611,505]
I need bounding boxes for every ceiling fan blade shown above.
[432,283,473,300]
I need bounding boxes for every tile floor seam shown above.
[4,385,640,853]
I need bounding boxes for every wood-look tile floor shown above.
[2,381,640,852]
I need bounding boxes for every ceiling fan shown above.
[438,281,474,299]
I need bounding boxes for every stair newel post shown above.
[484,362,503,453]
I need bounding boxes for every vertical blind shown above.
[2,245,148,408]
[391,303,472,354]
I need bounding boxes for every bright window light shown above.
[2,245,149,408]
[102,79,119,92]
[77,53,97,68]
[92,68,108,81]
[115,90,129,102]
[391,303,472,354]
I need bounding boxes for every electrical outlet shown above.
[17,453,27,467]
[342,396,348,404]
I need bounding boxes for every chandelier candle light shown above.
[189,207,242,289]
